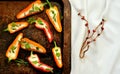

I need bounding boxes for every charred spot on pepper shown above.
[36,47,39,50]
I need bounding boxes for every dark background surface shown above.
[0,0,71,74]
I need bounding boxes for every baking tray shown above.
[0,0,71,74]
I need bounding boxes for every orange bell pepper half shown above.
[52,41,63,68]
[16,0,47,19]
[6,33,23,62]
[4,22,28,34]
[20,38,46,53]
[46,0,62,32]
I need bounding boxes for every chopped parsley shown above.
[29,4,41,14]
[25,43,31,49]
[46,68,53,73]
[10,46,16,53]
[32,61,38,64]
[56,52,60,57]
[27,17,36,24]
[21,41,31,49]
[55,48,60,57]
[37,19,44,25]
[11,22,21,30]
[15,59,28,66]
[34,6,40,11]
[38,64,42,66]
[51,10,56,22]
[11,22,17,27]
[55,49,58,52]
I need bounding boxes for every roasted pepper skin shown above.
[6,33,23,62]
[35,17,53,43]
[46,0,62,32]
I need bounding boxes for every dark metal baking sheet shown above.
[0,0,71,74]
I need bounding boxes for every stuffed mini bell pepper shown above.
[6,33,23,62]
[20,38,46,53]
[46,0,62,32]
[16,0,47,19]
[4,22,28,34]
[52,41,63,68]
[28,17,53,43]
[28,51,53,73]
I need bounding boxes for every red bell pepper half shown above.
[28,51,53,73]
[28,17,53,43]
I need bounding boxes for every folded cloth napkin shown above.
[69,0,120,74]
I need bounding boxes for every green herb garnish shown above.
[25,43,31,49]
[11,22,17,27]
[10,46,16,53]
[11,22,21,30]
[56,52,60,57]
[37,19,44,25]
[21,41,31,49]
[32,61,38,64]
[27,17,36,24]
[15,59,28,66]
[51,10,56,22]
[38,64,42,66]
[55,49,58,52]
[34,6,40,11]
[46,68,53,73]
[29,4,40,14]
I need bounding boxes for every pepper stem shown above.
[50,69,53,73]
[46,0,52,8]
[3,28,8,32]
[54,41,57,47]
[30,51,33,56]
[27,17,36,24]
[43,2,48,6]
[8,58,12,63]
